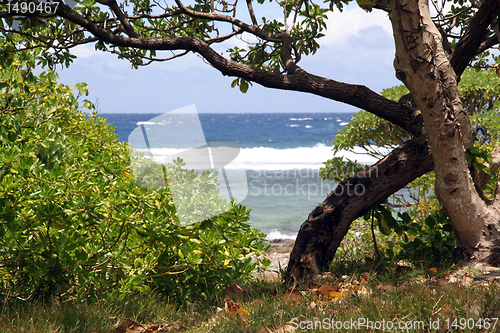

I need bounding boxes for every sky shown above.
[54,2,401,114]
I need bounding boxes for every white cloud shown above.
[71,44,97,58]
[320,6,392,46]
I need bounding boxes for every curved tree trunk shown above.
[389,0,500,266]
[285,135,433,282]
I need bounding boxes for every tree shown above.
[1,0,500,282]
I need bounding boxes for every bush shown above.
[0,44,269,303]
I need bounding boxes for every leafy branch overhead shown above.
[2,0,498,137]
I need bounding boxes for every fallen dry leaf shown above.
[224,298,249,329]
[273,324,296,332]
[163,319,185,332]
[461,274,474,287]
[377,284,395,293]
[224,298,250,318]
[467,297,486,319]
[282,289,303,305]
[428,267,438,274]
[113,327,127,333]
[432,303,456,330]
[360,272,371,280]
[356,285,372,296]
[417,275,428,283]
[258,326,273,333]
[222,283,250,301]
[113,318,146,333]
[315,282,340,297]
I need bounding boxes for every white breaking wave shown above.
[136,143,379,170]
[289,117,313,121]
[266,229,296,240]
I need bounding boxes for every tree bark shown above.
[285,135,433,282]
[389,0,500,267]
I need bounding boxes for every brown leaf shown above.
[163,320,185,332]
[315,282,340,298]
[258,326,273,333]
[113,326,127,333]
[432,303,455,323]
[461,274,474,287]
[416,275,428,283]
[356,285,371,296]
[427,267,438,274]
[224,297,250,330]
[273,325,296,332]
[282,289,303,305]
[360,272,371,280]
[222,283,250,301]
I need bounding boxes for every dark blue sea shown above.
[98,111,377,239]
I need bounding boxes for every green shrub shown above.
[0,43,269,303]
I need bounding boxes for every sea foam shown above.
[139,143,379,171]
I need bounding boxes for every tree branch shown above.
[173,0,283,42]
[450,0,500,78]
[97,0,138,38]
[246,0,258,26]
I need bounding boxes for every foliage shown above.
[1,0,497,77]
[0,43,269,302]
[397,210,455,266]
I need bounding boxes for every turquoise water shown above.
[100,112,381,238]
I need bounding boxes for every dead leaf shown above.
[282,288,303,305]
[258,327,273,333]
[417,275,428,283]
[428,267,438,274]
[315,282,340,298]
[113,327,127,333]
[113,318,145,333]
[164,319,185,332]
[373,284,395,295]
[467,297,486,318]
[461,274,474,287]
[273,324,296,332]
[224,298,249,329]
[356,285,371,296]
[432,303,455,327]
[360,272,371,280]
[224,298,250,318]
[327,292,347,298]
[222,283,250,301]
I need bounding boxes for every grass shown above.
[2,257,500,333]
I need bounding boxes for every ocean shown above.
[99,112,378,239]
